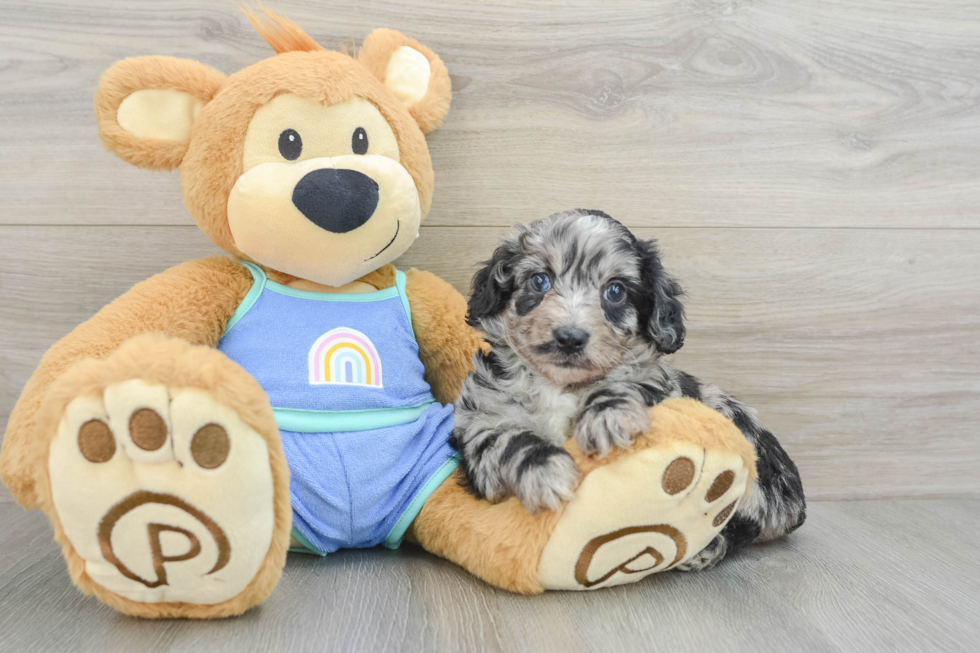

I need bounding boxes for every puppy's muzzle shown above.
[292,168,380,234]
[553,327,590,354]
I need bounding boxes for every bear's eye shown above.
[278,129,302,160]
[352,127,368,155]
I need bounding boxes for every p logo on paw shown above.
[97,490,231,590]
[538,441,750,591]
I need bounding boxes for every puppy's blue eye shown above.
[604,282,626,304]
[530,273,551,293]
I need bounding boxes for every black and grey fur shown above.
[451,209,805,570]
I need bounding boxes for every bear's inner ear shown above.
[116,89,205,142]
[96,56,225,171]
[385,46,432,108]
[358,28,452,133]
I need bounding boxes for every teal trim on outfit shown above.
[223,261,267,335]
[223,262,407,337]
[289,527,328,556]
[394,270,414,335]
[266,281,400,302]
[273,401,435,433]
[384,454,460,549]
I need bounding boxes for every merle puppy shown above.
[452,209,805,570]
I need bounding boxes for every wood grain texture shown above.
[1,498,978,652]
[1,1,979,645]
[1,0,980,227]
[1,225,978,500]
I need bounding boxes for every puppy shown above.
[452,209,805,570]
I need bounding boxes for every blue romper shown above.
[217,262,458,554]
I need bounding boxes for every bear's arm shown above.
[0,256,252,509]
[404,269,485,406]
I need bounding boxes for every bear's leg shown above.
[411,397,756,593]
[32,334,291,618]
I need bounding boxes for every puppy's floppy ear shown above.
[635,239,686,354]
[358,29,451,133]
[467,236,522,327]
[95,56,225,171]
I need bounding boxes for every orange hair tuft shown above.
[241,5,325,54]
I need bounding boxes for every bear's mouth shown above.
[364,220,400,261]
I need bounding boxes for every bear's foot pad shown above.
[49,380,276,606]
[538,440,749,590]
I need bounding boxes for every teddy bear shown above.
[0,8,756,618]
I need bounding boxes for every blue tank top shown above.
[219,261,435,423]
[217,262,458,553]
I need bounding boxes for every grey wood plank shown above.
[2,225,978,501]
[0,498,977,652]
[2,0,980,228]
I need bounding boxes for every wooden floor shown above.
[3,0,980,501]
[1,491,978,653]
[1,0,979,651]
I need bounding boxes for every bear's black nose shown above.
[292,168,379,233]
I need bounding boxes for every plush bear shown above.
[0,9,756,618]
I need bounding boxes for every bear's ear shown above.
[358,29,451,133]
[95,56,226,171]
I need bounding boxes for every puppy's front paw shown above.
[674,535,729,572]
[514,450,580,514]
[574,398,649,457]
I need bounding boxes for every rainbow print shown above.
[308,327,383,388]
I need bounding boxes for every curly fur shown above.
[454,210,806,566]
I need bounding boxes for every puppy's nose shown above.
[292,168,379,233]
[553,327,590,353]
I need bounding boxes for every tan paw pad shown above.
[78,419,116,463]
[103,380,172,463]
